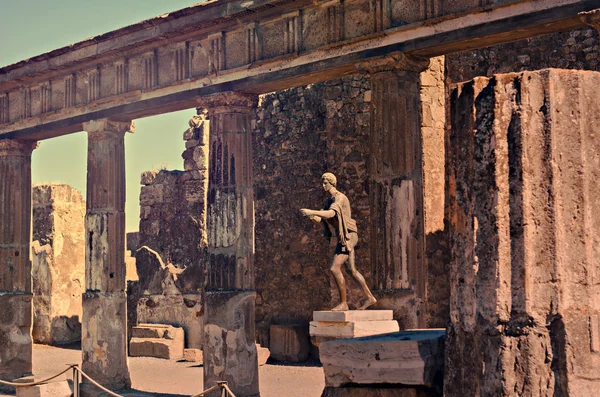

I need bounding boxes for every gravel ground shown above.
[0,344,324,397]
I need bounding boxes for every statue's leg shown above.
[345,236,377,310]
[330,253,349,311]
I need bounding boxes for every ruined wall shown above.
[446,69,600,397]
[446,27,600,84]
[31,184,85,345]
[253,57,447,344]
[132,118,209,349]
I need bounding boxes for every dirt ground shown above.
[1,344,325,397]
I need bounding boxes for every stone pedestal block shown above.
[320,330,445,388]
[269,325,310,362]
[203,291,258,397]
[0,294,33,393]
[16,380,72,397]
[81,292,130,391]
[310,310,399,346]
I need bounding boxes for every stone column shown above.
[201,92,259,397]
[81,119,133,392]
[0,139,37,392]
[358,53,430,307]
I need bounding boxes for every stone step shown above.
[320,329,445,388]
[130,333,184,360]
[131,323,182,339]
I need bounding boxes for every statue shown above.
[300,173,377,311]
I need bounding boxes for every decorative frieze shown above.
[283,11,302,54]
[40,83,51,114]
[0,94,7,124]
[209,32,225,74]
[22,87,31,119]
[143,51,158,89]
[174,44,189,81]
[87,68,101,103]
[373,0,391,32]
[246,23,262,64]
[326,1,344,44]
[115,61,128,95]
[64,75,76,108]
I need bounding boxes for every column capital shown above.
[580,9,600,30]
[83,119,135,142]
[197,92,259,115]
[0,139,38,157]
[357,52,430,74]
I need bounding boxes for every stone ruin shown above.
[2,1,600,397]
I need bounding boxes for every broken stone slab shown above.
[320,330,445,388]
[269,324,310,362]
[256,343,270,366]
[130,324,184,360]
[132,323,182,339]
[15,379,72,397]
[184,348,203,363]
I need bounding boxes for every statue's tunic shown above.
[323,192,358,254]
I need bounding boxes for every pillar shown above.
[81,119,133,392]
[201,92,259,397]
[0,139,37,392]
[358,53,430,320]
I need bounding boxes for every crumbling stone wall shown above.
[446,69,600,397]
[132,118,209,349]
[31,184,85,345]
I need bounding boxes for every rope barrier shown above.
[0,364,237,397]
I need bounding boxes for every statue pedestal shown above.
[309,310,399,347]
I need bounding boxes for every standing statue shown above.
[300,173,377,311]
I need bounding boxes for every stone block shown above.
[0,293,33,392]
[256,344,270,366]
[313,310,393,322]
[15,380,72,397]
[184,348,203,362]
[269,324,310,362]
[320,330,445,388]
[140,170,158,185]
[204,291,258,397]
[130,336,184,360]
[310,320,400,339]
[321,387,438,397]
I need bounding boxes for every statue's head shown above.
[322,172,337,192]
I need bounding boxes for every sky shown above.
[1,0,204,232]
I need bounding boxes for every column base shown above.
[82,291,131,392]
[204,291,259,397]
[0,293,32,393]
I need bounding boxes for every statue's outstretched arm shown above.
[300,208,335,219]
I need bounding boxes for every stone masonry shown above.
[132,110,209,350]
[445,69,600,396]
[31,184,85,345]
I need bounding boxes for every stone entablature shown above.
[0,0,594,140]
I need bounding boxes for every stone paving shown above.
[0,344,324,397]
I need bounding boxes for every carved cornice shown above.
[0,139,38,157]
[83,119,135,142]
[580,9,600,30]
[198,92,259,114]
[356,52,430,74]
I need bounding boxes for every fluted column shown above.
[358,53,430,299]
[201,92,259,397]
[81,119,133,392]
[0,139,37,391]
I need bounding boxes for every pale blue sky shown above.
[1,0,203,232]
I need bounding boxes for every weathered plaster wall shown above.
[31,184,85,345]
